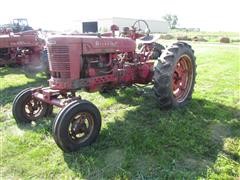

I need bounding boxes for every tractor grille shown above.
[48,46,70,78]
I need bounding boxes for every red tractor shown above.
[12,20,196,152]
[0,19,44,66]
[0,30,45,66]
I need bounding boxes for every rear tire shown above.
[52,100,101,152]
[153,42,196,109]
[151,43,165,59]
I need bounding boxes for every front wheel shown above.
[153,42,196,109]
[52,100,101,152]
[12,89,50,124]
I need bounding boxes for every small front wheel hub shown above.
[69,112,94,142]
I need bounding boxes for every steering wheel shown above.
[132,20,151,34]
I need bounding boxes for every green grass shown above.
[0,43,240,179]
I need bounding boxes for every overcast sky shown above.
[0,0,239,32]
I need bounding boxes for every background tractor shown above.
[0,18,33,35]
[0,30,44,66]
[0,18,45,67]
[12,20,196,152]
[11,18,33,33]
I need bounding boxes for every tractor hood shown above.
[47,35,136,54]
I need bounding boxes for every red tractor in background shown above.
[12,20,196,152]
[0,18,45,66]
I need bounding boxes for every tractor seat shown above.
[138,34,160,44]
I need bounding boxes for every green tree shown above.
[163,14,178,29]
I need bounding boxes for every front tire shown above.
[52,100,101,152]
[12,89,49,124]
[153,42,196,109]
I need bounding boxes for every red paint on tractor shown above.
[45,34,149,91]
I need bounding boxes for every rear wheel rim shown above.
[68,112,94,143]
[172,55,193,103]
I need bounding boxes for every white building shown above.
[73,17,169,33]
